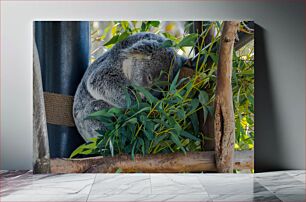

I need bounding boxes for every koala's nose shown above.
[147,75,153,83]
[142,75,153,87]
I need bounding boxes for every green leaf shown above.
[175,77,188,88]
[120,127,127,146]
[144,129,154,141]
[162,39,175,48]
[148,21,160,27]
[79,149,94,155]
[122,117,138,127]
[170,133,186,153]
[104,35,119,46]
[248,95,254,106]
[131,140,137,160]
[88,109,114,118]
[69,141,96,158]
[120,21,129,30]
[198,90,209,105]
[132,85,158,104]
[115,168,122,173]
[139,115,147,124]
[203,106,208,125]
[174,123,182,134]
[207,106,214,116]
[170,70,180,91]
[127,117,138,124]
[117,31,129,42]
[139,138,145,155]
[124,88,132,108]
[141,22,147,31]
[241,69,254,75]
[153,134,168,147]
[209,53,218,64]
[177,34,198,48]
[176,109,185,120]
[162,32,178,42]
[189,112,199,134]
[181,131,200,141]
[190,99,200,111]
[131,106,151,117]
[108,108,122,115]
[87,137,98,143]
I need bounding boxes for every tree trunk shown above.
[214,21,239,173]
[50,150,253,173]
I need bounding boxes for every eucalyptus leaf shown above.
[199,90,209,105]
[181,131,200,141]
[148,21,160,27]
[103,35,119,46]
[177,34,198,48]
[162,39,175,48]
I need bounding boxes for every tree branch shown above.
[214,21,239,173]
[50,150,253,173]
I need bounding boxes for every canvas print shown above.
[33,21,254,173]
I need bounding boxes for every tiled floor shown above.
[0,170,305,201]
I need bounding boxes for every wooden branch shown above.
[234,33,254,50]
[50,150,253,173]
[33,40,51,174]
[234,21,254,50]
[214,21,240,173]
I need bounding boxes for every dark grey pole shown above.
[35,21,89,158]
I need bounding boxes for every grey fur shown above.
[73,33,184,142]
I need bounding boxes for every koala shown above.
[73,32,186,142]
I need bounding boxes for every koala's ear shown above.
[120,49,151,60]
[120,39,160,60]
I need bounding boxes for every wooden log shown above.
[33,40,51,174]
[214,21,240,173]
[50,150,253,173]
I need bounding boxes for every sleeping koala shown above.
[73,32,185,142]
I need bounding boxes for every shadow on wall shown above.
[255,24,282,172]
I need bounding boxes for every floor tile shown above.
[88,194,211,202]
[1,173,96,196]
[275,194,306,202]
[286,170,305,183]
[210,194,281,202]
[255,170,304,180]
[198,174,267,195]
[255,173,305,195]
[1,173,49,196]
[150,174,208,195]
[1,170,305,202]
[90,174,151,195]
[0,194,88,202]
[0,170,8,175]
[0,170,32,179]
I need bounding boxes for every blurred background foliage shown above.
[89,21,254,153]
